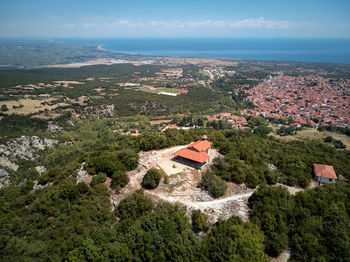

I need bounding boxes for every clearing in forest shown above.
[110,144,254,223]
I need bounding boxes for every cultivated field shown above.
[269,126,350,149]
[1,98,69,115]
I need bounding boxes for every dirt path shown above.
[146,190,254,223]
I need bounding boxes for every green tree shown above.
[192,210,207,232]
[115,190,153,220]
[111,170,129,192]
[202,216,269,262]
[88,155,126,177]
[254,125,272,135]
[142,168,162,189]
[249,185,292,256]
[115,149,139,170]
[201,171,227,198]
[91,172,107,187]
[1,104,8,112]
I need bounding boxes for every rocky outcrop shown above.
[47,121,62,132]
[0,169,10,188]
[0,136,58,188]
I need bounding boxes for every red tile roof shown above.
[314,164,337,179]
[189,140,211,152]
[175,148,210,163]
[174,139,211,163]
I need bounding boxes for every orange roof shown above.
[174,138,211,163]
[175,148,210,163]
[314,164,337,179]
[168,125,179,129]
[208,117,218,121]
[189,140,211,152]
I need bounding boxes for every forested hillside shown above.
[0,118,349,261]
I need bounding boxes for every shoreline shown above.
[97,44,350,65]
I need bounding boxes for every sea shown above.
[58,38,350,64]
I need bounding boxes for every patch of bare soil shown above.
[273,180,319,196]
[109,144,255,223]
[150,119,172,125]
[270,250,291,262]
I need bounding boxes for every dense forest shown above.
[0,117,349,261]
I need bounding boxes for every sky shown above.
[0,0,350,38]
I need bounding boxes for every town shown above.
[241,74,350,128]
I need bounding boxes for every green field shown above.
[140,88,183,94]
[158,88,182,93]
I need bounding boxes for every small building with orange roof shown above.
[314,163,337,184]
[168,125,180,129]
[174,136,211,169]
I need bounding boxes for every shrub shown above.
[201,171,227,198]
[91,172,107,187]
[142,168,162,189]
[115,149,139,170]
[38,167,64,185]
[77,182,90,194]
[1,104,8,112]
[254,125,272,135]
[192,210,207,232]
[115,190,153,220]
[111,170,129,192]
[88,155,126,177]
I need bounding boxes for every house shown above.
[168,125,180,129]
[174,136,211,169]
[314,164,337,184]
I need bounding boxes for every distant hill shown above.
[0,39,137,69]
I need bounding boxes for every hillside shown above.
[0,42,350,261]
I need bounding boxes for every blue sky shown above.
[0,0,349,38]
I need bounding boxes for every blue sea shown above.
[58,38,350,64]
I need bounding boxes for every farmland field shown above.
[1,98,68,115]
[158,88,182,93]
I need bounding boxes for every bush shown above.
[201,171,227,198]
[111,170,129,192]
[88,155,126,177]
[324,136,333,142]
[249,186,292,257]
[38,167,64,185]
[277,126,296,136]
[1,104,9,112]
[254,125,272,135]
[91,172,107,187]
[115,149,139,170]
[142,168,162,189]
[192,210,207,232]
[77,182,90,194]
[203,216,269,262]
[115,190,153,220]
[324,136,346,149]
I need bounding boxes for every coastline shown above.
[36,39,350,68]
[83,38,350,64]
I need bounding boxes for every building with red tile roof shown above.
[314,163,337,184]
[174,136,211,167]
[168,125,180,129]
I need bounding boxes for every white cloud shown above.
[228,17,290,29]
[149,17,290,29]
[150,21,184,28]
[88,17,290,30]
[113,20,145,27]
